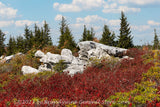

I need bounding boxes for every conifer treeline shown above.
[6,21,52,56]
[0,12,136,56]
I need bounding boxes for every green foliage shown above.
[24,25,33,52]
[100,25,116,46]
[58,16,67,48]
[7,36,17,55]
[0,29,6,56]
[33,22,52,49]
[53,60,67,73]
[117,11,134,49]
[153,29,159,50]
[0,52,40,75]
[107,81,160,106]
[89,56,119,70]
[58,16,76,51]
[80,25,95,41]
[6,21,53,55]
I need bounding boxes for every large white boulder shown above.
[61,49,73,58]
[46,52,62,63]
[63,64,84,76]
[61,49,73,63]
[77,41,96,51]
[78,41,127,57]
[35,50,45,58]
[4,55,15,63]
[22,66,40,75]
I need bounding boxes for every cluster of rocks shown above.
[22,41,129,75]
[0,53,23,63]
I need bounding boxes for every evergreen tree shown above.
[153,29,159,49]
[63,26,76,50]
[117,11,134,49]
[100,25,116,46]
[80,25,87,41]
[58,16,67,48]
[35,27,42,49]
[58,16,76,50]
[87,27,95,41]
[16,36,25,53]
[80,26,95,41]
[24,25,33,52]
[0,29,6,56]
[7,36,16,55]
[43,21,52,46]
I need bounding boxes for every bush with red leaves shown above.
[0,48,154,106]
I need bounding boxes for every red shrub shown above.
[0,48,154,106]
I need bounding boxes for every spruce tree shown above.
[80,26,95,41]
[43,21,52,46]
[24,25,33,52]
[80,25,87,41]
[117,11,134,49]
[58,16,66,48]
[16,36,25,53]
[0,29,6,56]
[58,16,76,51]
[87,27,95,41]
[100,25,116,46]
[153,29,159,49]
[7,36,16,55]
[63,26,76,50]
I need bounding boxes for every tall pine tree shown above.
[58,16,76,51]
[117,11,134,49]
[43,21,52,46]
[63,26,76,50]
[80,25,87,41]
[58,16,66,48]
[100,25,116,46]
[80,26,95,41]
[16,36,25,53]
[7,36,16,55]
[153,29,159,49]
[24,25,33,52]
[0,29,6,56]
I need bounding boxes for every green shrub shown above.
[53,60,67,73]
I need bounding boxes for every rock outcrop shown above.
[21,41,128,75]
[22,66,40,75]
[0,52,23,63]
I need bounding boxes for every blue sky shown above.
[0,0,160,46]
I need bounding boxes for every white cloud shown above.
[114,0,160,5]
[76,15,108,24]
[58,4,81,12]
[103,5,140,13]
[131,25,151,32]
[53,2,59,8]
[148,20,160,26]
[0,20,14,27]
[55,14,64,21]
[71,23,84,29]
[0,2,17,19]
[53,0,105,12]
[108,20,120,26]
[15,20,39,27]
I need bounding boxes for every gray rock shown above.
[4,55,15,63]
[61,49,73,58]
[46,52,62,63]
[78,41,127,57]
[38,64,52,72]
[35,50,45,58]
[22,66,40,75]
[63,64,84,76]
